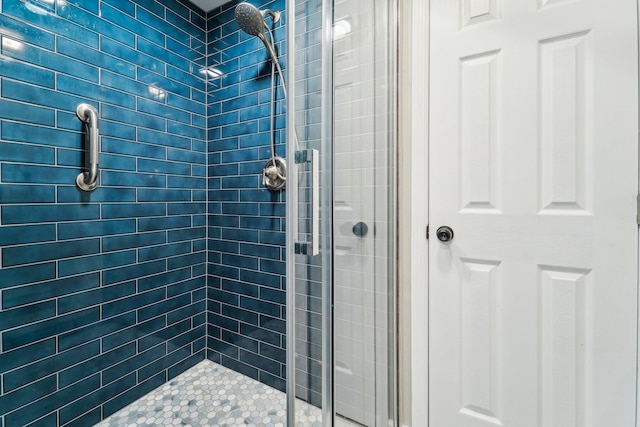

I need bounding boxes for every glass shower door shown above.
[286,0,397,425]
[287,0,334,425]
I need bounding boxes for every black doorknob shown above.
[352,222,369,237]
[436,226,454,243]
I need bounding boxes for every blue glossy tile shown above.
[138,97,191,123]
[0,142,55,164]
[168,227,206,242]
[240,349,280,376]
[138,128,192,150]
[138,158,191,176]
[240,216,279,231]
[100,119,137,140]
[106,347,160,387]
[138,68,190,98]
[239,242,281,260]
[3,340,99,392]
[2,307,100,351]
[239,269,280,288]
[167,147,206,164]
[2,273,99,309]
[64,408,102,427]
[61,370,133,423]
[0,262,56,290]
[59,281,136,314]
[138,319,190,355]
[2,238,100,266]
[100,170,166,188]
[57,74,136,108]
[102,259,166,286]
[167,277,205,299]
[0,98,54,125]
[102,203,166,219]
[3,0,99,47]
[167,251,205,269]
[0,339,56,375]
[2,38,98,81]
[138,215,191,231]
[138,188,192,202]
[222,253,258,270]
[2,204,100,224]
[136,0,165,17]
[169,93,203,113]
[57,219,136,240]
[101,153,141,172]
[167,176,206,189]
[259,287,286,305]
[168,202,206,215]
[0,14,55,50]
[101,137,166,159]
[58,250,136,277]
[259,230,286,246]
[1,163,76,184]
[138,295,191,321]
[166,8,196,36]
[259,315,285,334]
[102,104,165,131]
[260,259,286,275]
[58,312,136,351]
[1,121,78,148]
[103,372,165,417]
[222,279,258,298]
[102,231,166,252]
[167,64,202,89]
[100,0,135,16]
[0,301,55,331]
[58,343,136,389]
[5,374,100,427]
[0,224,56,246]
[57,37,136,78]
[138,242,192,262]
[221,228,258,243]
[167,120,206,139]
[239,323,279,347]
[101,3,164,46]
[137,267,191,292]
[138,37,190,71]
[0,375,56,415]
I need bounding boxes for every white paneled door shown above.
[428,0,639,426]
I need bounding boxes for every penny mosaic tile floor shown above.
[94,359,360,427]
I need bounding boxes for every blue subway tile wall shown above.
[206,0,288,394]
[0,0,207,425]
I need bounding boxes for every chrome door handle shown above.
[294,149,320,256]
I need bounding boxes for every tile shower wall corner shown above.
[205,0,288,393]
[0,1,207,425]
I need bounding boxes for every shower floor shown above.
[94,360,360,427]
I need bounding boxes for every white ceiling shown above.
[188,0,229,12]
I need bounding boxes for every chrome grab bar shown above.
[75,103,99,192]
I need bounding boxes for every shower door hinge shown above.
[426,224,429,239]
[637,194,640,225]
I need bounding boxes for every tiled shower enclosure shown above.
[0,0,291,425]
[0,0,397,425]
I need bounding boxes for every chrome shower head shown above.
[235,2,265,37]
